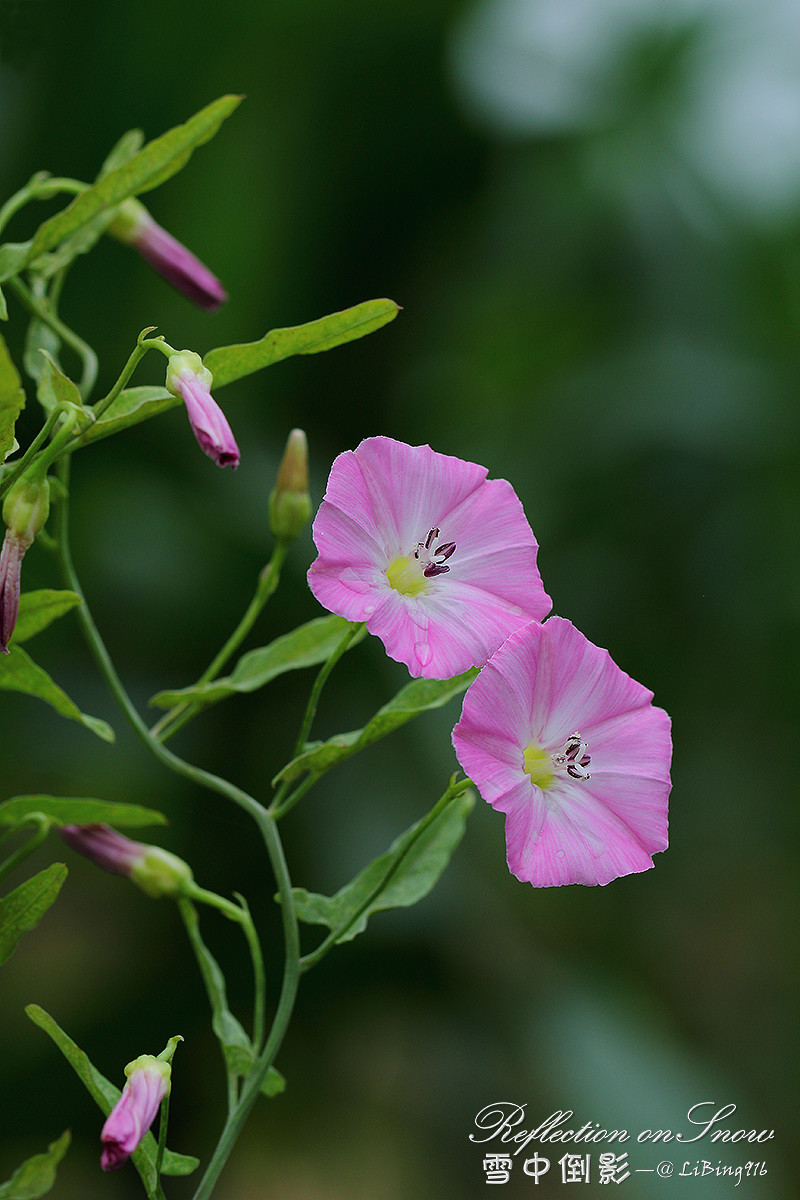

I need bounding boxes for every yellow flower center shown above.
[523,741,555,790]
[386,554,429,597]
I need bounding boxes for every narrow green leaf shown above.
[0,330,25,463]
[291,790,474,943]
[204,298,400,388]
[13,590,82,644]
[80,385,176,445]
[35,352,83,413]
[0,1130,71,1200]
[0,285,7,321]
[0,796,166,829]
[0,96,242,284]
[25,1006,198,1180]
[150,615,364,710]
[0,864,67,964]
[0,646,114,742]
[275,668,478,786]
[178,899,253,1074]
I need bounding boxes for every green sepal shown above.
[25,1006,199,1180]
[0,330,25,465]
[0,796,166,830]
[0,863,67,965]
[274,668,478,786]
[35,352,83,413]
[0,645,115,742]
[288,789,474,944]
[0,96,242,285]
[150,615,365,710]
[13,589,82,643]
[0,1130,71,1200]
[204,298,400,388]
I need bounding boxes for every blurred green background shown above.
[1,0,798,1196]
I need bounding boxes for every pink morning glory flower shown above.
[100,1054,171,1171]
[452,617,672,886]
[307,437,551,679]
[109,199,227,311]
[165,351,240,469]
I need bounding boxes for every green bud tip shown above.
[269,429,312,542]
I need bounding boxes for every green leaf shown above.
[204,298,400,388]
[0,96,242,284]
[0,1130,71,1200]
[291,790,474,944]
[0,864,67,965]
[79,385,176,446]
[0,646,114,742]
[0,796,166,830]
[25,1006,199,1180]
[0,330,25,464]
[13,590,82,643]
[35,352,83,413]
[150,615,365,710]
[275,668,479,786]
[0,286,7,322]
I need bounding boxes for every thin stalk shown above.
[0,406,65,499]
[151,542,288,744]
[0,818,50,885]
[0,176,84,238]
[6,275,97,398]
[292,621,362,759]
[54,458,302,1198]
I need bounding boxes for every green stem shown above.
[0,818,50,885]
[0,176,84,239]
[0,406,66,499]
[292,621,362,759]
[6,275,98,399]
[152,541,288,744]
[190,809,300,1200]
[54,457,301,1199]
[299,775,473,973]
[89,330,154,421]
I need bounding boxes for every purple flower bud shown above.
[1,472,50,653]
[109,199,227,311]
[100,1055,171,1171]
[0,531,25,654]
[59,825,193,898]
[165,351,240,469]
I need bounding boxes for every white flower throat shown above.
[386,527,456,596]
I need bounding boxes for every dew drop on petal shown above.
[555,849,565,858]
[363,604,375,615]
[414,641,432,667]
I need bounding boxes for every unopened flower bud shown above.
[269,429,311,542]
[0,473,50,653]
[165,350,240,469]
[101,1054,171,1171]
[59,825,193,899]
[108,199,227,311]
